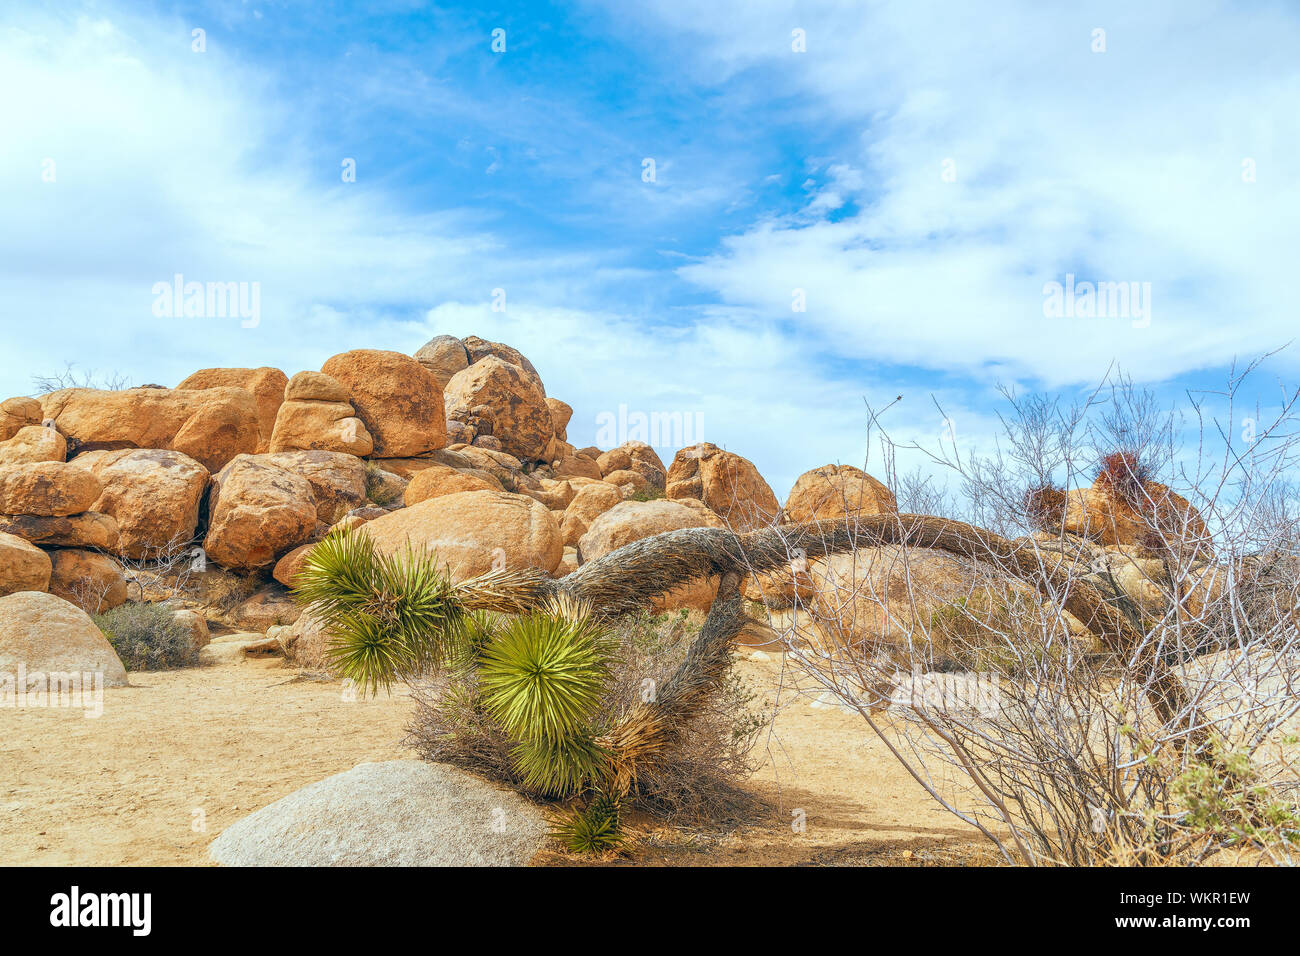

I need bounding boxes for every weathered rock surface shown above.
[404,464,501,506]
[444,356,552,463]
[176,367,288,454]
[203,456,318,571]
[48,550,128,614]
[0,425,66,465]
[40,386,258,473]
[320,350,446,458]
[414,335,470,389]
[0,590,128,687]
[0,532,51,596]
[665,442,779,531]
[70,449,209,559]
[0,461,102,516]
[363,490,562,581]
[785,464,896,523]
[208,760,546,866]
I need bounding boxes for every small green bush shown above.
[94,602,200,671]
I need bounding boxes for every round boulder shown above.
[320,350,446,459]
[208,760,546,866]
[0,590,128,687]
[363,490,562,581]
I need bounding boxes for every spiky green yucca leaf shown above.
[551,790,624,854]
[293,527,467,694]
[511,733,611,797]
[476,597,612,746]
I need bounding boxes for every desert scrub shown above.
[94,602,200,670]
[627,487,665,502]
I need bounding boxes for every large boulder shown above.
[269,371,374,457]
[1063,480,1211,557]
[560,481,624,547]
[208,760,547,866]
[363,490,562,581]
[0,532,51,596]
[443,356,552,463]
[0,513,118,549]
[0,590,128,687]
[785,464,896,523]
[48,550,128,614]
[262,451,367,524]
[0,397,42,442]
[413,335,470,390]
[320,350,446,458]
[0,425,66,465]
[40,386,258,473]
[176,367,288,454]
[665,442,779,531]
[461,336,546,395]
[578,498,725,610]
[597,441,667,489]
[404,464,501,506]
[0,461,102,516]
[203,455,318,571]
[69,449,209,559]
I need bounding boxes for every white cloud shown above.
[617,0,1300,386]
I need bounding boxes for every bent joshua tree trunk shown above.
[520,513,1211,778]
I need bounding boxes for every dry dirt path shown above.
[0,647,991,866]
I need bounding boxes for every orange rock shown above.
[177,367,288,453]
[40,386,258,473]
[785,464,896,524]
[665,442,779,532]
[321,350,446,459]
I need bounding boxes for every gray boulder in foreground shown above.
[208,760,547,866]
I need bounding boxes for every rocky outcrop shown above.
[203,455,318,571]
[48,550,128,614]
[40,386,259,472]
[0,512,119,550]
[320,350,446,458]
[444,357,552,463]
[362,490,562,581]
[1063,481,1211,557]
[665,442,779,531]
[0,462,102,516]
[0,425,66,465]
[262,451,367,524]
[559,481,623,547]
[268,371,374,457]
[0,397,42,442]
[413,335,470,389]
[0,532,51,596]
[461,336,546,396]
[404,464,501,506]
[597,441,667,490]
[176,367,288,454]
[785,464,896,524]
[70,449,209,559]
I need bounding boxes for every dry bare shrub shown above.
[774,358,1300,865]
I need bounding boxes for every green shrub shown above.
[94,602,200,670]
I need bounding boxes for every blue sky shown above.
[2,0,1298,496]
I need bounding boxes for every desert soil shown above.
[0,638,995,867]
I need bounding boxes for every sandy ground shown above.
[0,640,994,867]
